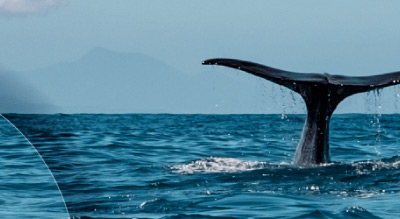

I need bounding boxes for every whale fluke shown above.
[202,58,400,165]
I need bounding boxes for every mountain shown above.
[5,48,397,114]
[0,68,58,113]
[19,48,182,113]
[16,47,292,114]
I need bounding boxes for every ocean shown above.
[1,114,400,218]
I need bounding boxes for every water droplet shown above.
[139,201,147,208]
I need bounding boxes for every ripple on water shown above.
[3,114,400,218]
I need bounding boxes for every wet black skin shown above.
[203,58,400,165]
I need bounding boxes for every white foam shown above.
[350,159,400,175]
[171,157,268,174]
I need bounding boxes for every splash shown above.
[373,89,383,156]
[279,86,287,120]
[351,156,400,173]
[365,90,383,157]
[395,85,400,112]
[255,78,269,112]
[170,157,268,174]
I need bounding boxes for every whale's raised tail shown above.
[202,58,400,165]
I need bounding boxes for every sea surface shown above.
[1,114,400,218]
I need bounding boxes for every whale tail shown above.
[202,58,400,165]
[202,59,400,112]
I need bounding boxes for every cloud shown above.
[0,0,66,15]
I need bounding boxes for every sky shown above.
[1,0,400,113]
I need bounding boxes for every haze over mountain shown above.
[0,67,57,113]
[2,47,397,114]
[16,47,277,114]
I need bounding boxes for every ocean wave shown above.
[171,155,400,175]
[350,156,400,175]
[170,157,270,174]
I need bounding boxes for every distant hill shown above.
[20,48,187,113]
[0,68,58,113]
[0,47,395,114]
[3,47,392,114]
[18,47,280,114]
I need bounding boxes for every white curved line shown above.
[0,114,70,218]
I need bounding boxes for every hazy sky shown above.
[1,1,400,113]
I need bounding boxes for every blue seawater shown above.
[2,114,400,218]
[0,116,68,219]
